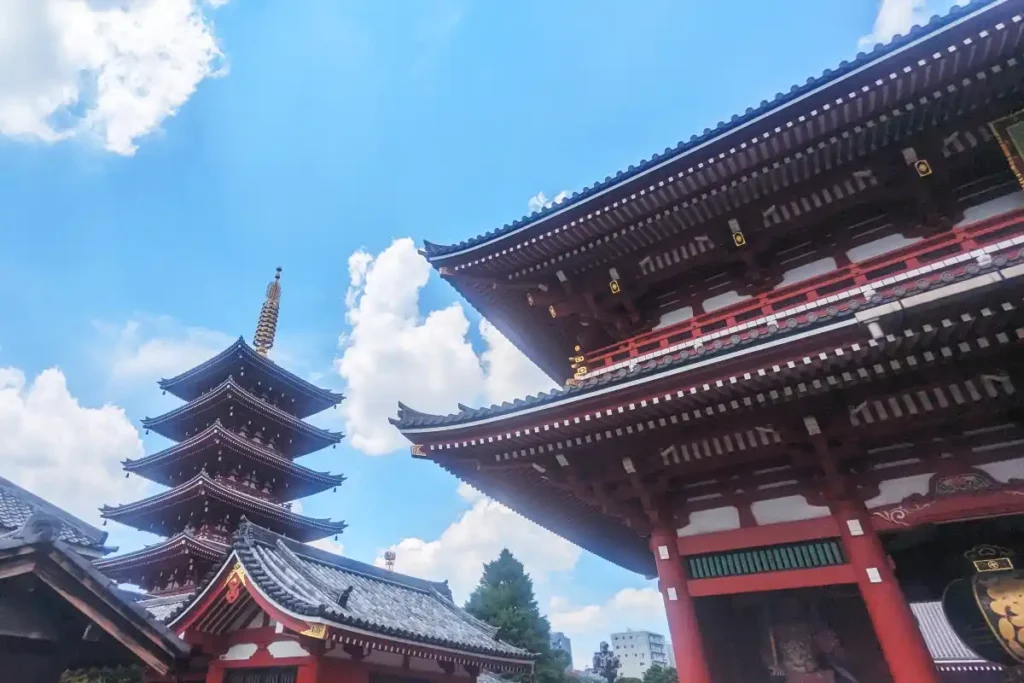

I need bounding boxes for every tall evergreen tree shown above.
[465,549,567,683]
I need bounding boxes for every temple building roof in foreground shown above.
[0,476,114,557]
[170,522,534,663]
[394,207,1024,433]
[422,0,1007,261]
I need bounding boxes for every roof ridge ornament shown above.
[253,267,282,357]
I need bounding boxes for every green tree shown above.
[617,678,642,683]
[465,549,566,683]
[640,665,677,683]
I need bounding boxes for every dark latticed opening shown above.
[224,667,298,683]
[686,539,846,579]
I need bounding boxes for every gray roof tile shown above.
[0,476,110,552]
[232,522,533,660]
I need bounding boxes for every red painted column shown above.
[830,497,940,683]
[805,417,939,683]
[650,526,711,683]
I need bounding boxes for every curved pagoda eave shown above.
[100,475,347,543]
[158,337,344,419]
[123,422,345,498]
[94,533,226,584]
[142,377,343,458]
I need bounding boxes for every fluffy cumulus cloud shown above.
[859,0,967,49]
[335,238,555,455]
[374,484,580,602]
[527,190,569,214]
[549,588,669,669]
[102,316,234,383]
[0,0,228,155]
[0,366,146,525]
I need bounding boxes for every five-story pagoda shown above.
[96,269,346,598]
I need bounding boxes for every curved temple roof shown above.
[0,475,113,555]
[100,473,348,542]
[123,421,345,497]
[170,522,535,667]
[158,337,343,419]
[423,0,1009,262]
[143,376,343,457]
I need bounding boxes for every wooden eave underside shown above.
[142,377,342,458]
[433,6,1024,378]
[158,338,343,418]
[401,209,1024,437]
[100,475,346,542]
[422,278,1024,573]
[123,422,344,497]
[94,533,226,576]
[0,544,191,675]
[435,1,1024,273]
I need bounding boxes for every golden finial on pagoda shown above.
[253,267,282,357]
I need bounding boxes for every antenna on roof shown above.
[253,267,282,357]
[384,550,396,571]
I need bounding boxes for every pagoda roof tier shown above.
[399,264,1024,573]
[169,522,534,670]
[395,207,1024,434]
[159,337,343,419]
[416,0,1024,380]
[123,422,345,499]
[100,474,347,543]
[94,532,226,586]
[142,377,343,458]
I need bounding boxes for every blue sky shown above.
[0,0,961,668]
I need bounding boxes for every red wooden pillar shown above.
[296,657,321,683]
[650,526,711,683]
[805,417,939,683]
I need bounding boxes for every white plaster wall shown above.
[364,650,405,668]
[863,473,935,508]
[268,640,309,659]
[847,233,921,262]
[702,291,750,313]
[655,306,694,330]
[751,496,830,525]
[977,456,1024,483]
[676,506,740,536]
[958,191,1024,225]
[221,643,259,661]
[776,257,837,287]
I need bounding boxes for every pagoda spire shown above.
[253,267,282,357]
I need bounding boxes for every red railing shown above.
[581,208,1024,374]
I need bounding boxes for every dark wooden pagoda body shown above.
[397,2,1024,682]
[97,273,346,597]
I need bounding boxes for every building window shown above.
[225,668,297,683]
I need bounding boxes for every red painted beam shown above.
[686,563,857,597]
[677,516,841,555]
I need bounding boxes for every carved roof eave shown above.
[394,231,1024,437]
[94,532,227,571]
[99,474,348,537]
[167,523,536,667]
[422,0,1012,266]
[158,337,343,408]
[122,422,345,489]
[142,377,343,448]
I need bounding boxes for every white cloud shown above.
[0,366,146,526]
[549,588,668,669]
[104,316,234,382]
[335,239,556,456]
[527,190,569,214]
[374,485,580,603]
[0,0,228,155]
[858,0,965,49]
